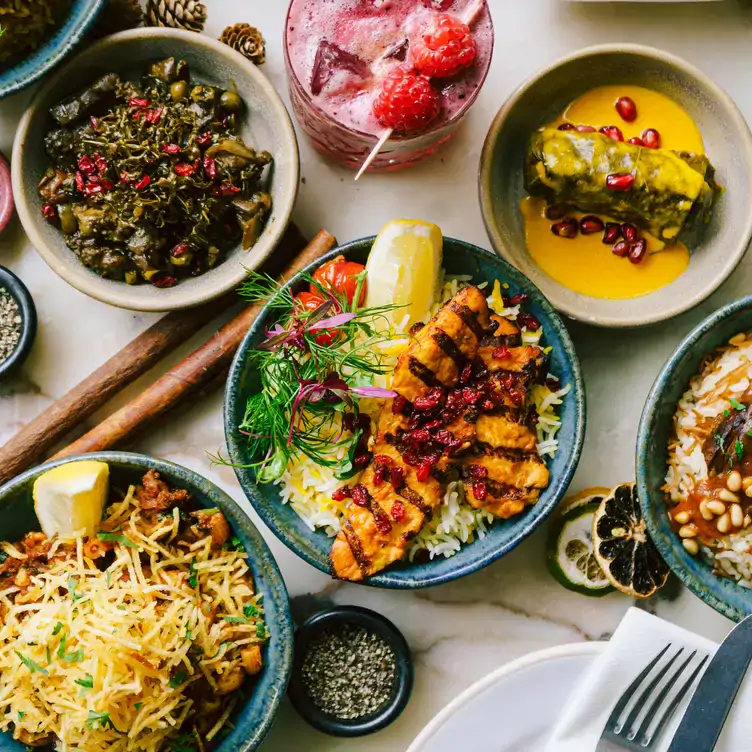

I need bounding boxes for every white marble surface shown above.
[1,0,751,749]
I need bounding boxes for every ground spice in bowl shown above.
[0,287,22,364]
[0,267,37,378]
[300,623,397,720]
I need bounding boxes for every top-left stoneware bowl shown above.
[0,0,105,99]
[13,28,299,312]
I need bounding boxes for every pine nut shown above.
[717,513,732,534]
[731,503,744,528]
[746,486,752,499]
[719,489,740,503]
[707,500,727,516]
[729,333,747,346]
[743,477,752,491]
[700,501,715,520]
[674,510,690,525]
[682,538,699,555]
[727,471,743,492]
[679,524,698,538]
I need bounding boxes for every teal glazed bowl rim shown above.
[0,0,105,99]
[224,236,586,589]
[637,297,752,622]
[0,451,293,752]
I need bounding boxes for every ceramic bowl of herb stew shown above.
[12,27,299,312]
[288,606,413,736]
[224,237,586,589]
[0,451,294,752]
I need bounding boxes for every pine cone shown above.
[220,23,266,66]
[93,0,144,38]
[146,0,206,33]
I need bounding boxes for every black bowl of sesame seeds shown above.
[288,605,413,737]
[0,267,36,379]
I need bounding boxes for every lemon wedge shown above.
[365,219,443,327]
[33,460,109,539]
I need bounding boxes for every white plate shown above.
[407,642,605,752]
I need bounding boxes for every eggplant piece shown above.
[524,129,720,243]
[232,193,272,250]
[44,128,76,168]
[702,405,752,473]
[148,57,190,84]
[38,168,70,205]
[49,73,121,126]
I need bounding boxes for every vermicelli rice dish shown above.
[664,331,752,585]
[0,470,268,751]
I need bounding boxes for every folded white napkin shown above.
[546,607,752,752]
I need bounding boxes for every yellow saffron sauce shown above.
[521,85,704,300]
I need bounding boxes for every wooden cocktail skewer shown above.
[354,0,486,181]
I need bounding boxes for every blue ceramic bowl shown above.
[0,0,104,99]
[637,297,752,622]
[0,451,293,751]
[224,237,586,588]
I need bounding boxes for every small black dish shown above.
[0,266,37,379]
[288,605,413,737]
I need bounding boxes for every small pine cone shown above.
[146,0,207,33]
[93,0,144,38]
[220,23,266,66]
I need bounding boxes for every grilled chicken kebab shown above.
[330,286,551,581]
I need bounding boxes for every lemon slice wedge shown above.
[33,460,109,539]
[365,219,443,327]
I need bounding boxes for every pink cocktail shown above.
[284,0,494,171]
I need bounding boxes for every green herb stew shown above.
[39,57,273,287]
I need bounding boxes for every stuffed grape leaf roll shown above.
[524,129,719,243]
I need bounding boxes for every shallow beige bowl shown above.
[479,44,752,328]
[13,28,299,312]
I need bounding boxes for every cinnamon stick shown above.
[53,229,337,459]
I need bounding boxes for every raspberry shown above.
[373,68,440,132]
[411,13,477,79]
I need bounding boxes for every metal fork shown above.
[595,643,709,751]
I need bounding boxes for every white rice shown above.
[664,331,752,584]
[276,275,570,561]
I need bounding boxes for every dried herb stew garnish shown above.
[39,57,272,287]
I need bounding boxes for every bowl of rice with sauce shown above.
[0,451,292,752]
[225,237,586,588]
[638,295,752,621]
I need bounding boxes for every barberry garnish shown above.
[373,68,440,132]
[410,13,477,79]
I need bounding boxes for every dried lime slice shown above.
[547,488,614,596]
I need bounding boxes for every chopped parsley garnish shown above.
[57,633,67,659]
[75,674,94,689]
[86,710,116,730]
[135,702,143,710]
[14,650,48,675]
[169,671,188,689]
[230,536,245,552]
[188,560,198,588]
[67,575,82,601]
[97,532,139,550]
[724,409,731,417]
[731,397,745,410]
[243,604,259,618]
[17,711,24,721]
[223,616,248,624]
[61,649,84,663]
[52,622,63,636]
[185,628,194,641]
[256,623,267,639]
[735,438,745,463]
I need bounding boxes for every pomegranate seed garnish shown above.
[460,363,473,384]
[621,224,638,243]
[373,465,387,486]
[392,395,408,414]
[128,97,150,108]
[77,156,95,175]
[354,454,371,468]
[606,173,635,191]
[161,144,181,155]
[517,312,541,331]
[171,241,191,257]
[374,513,392,534]
[599,125,624,142]
[602,222,621,244]
[615,96,638,122]
[416,463,431,483]
[74,171,85,192]
[423,419,442,430]
[627,137,645,147]
[373,68,440,132]
[410,13,477,79]
[134,175,151,191]
[509,293,529,305]
[351,484,368,507]
[509,389,524,406]
[641,128,661,149]
[612,240,630,257]
[580,215,605,235]
[557,123,575,131]
[551,218,578,238]
[197,132,213,148]
[98,178,114,191]
[469,465,488,479]
[544,204,568,221]
[406,429,431,444]
[462,387,480,404]
[472,481,488,501]
[85,183,103,196]
[145,107,164,124]
[95,155,108,173]
[629,238,648,264]
[174,163,196,177]
[391,500,406,521]
[390,466,405,488]
[89,116,99,131]
[152,276,178,288]
[575,125,596,133]
[492,346,511,359]
[434,430,454,445]
[41,203,56,220]
[481,399,495,411]
[203,156,218,180]
[374,454,393,466]
[403,451,421,467]
[212,182,241,197]
[331,486,352,502]
[414,396,439,411]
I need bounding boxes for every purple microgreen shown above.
[308,312,357,331]
[351,386,398,398]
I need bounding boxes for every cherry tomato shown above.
[295,291,337,346]
[312,255,367,306]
